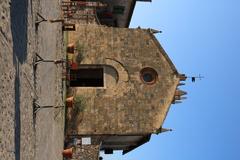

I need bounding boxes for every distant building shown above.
[62,0,152,27]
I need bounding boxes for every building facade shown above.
[65,25,186,158]
[63,1,186,159]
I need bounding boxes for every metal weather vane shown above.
[188,74,204,82]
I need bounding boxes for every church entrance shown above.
[70,68,104,87]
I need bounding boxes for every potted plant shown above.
[66,95,85,111]
[66,96,74,108]
[62,147,75,158]
[73,96,85,113]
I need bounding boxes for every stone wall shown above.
[0,0,36,159]
[75,145,100,160]
[66,136,101,160]
[0,0,65,159]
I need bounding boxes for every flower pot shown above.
[71,62,78,70]
[62,147,73,158]
[66,96,74,108]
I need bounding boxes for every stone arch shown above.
[105,58,129,82]
[104,65,119,89]
[103,58,133,97]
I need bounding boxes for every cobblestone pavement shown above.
[0,0,65,160]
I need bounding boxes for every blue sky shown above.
[102,0,240,159]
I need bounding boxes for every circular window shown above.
[140,67,158,85]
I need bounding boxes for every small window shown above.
[70,68,104,87]
[140,67,158,85]
[113,6,125,15]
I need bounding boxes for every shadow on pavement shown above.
[10,0,29,159]
[14,62,21,160]
[11,0,28,64]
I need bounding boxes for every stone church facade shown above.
[65,25,186,158]
[63,1,187,159]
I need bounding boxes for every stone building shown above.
[65,24,187,159]
[96,0,152,27]
[62,0,152,27]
